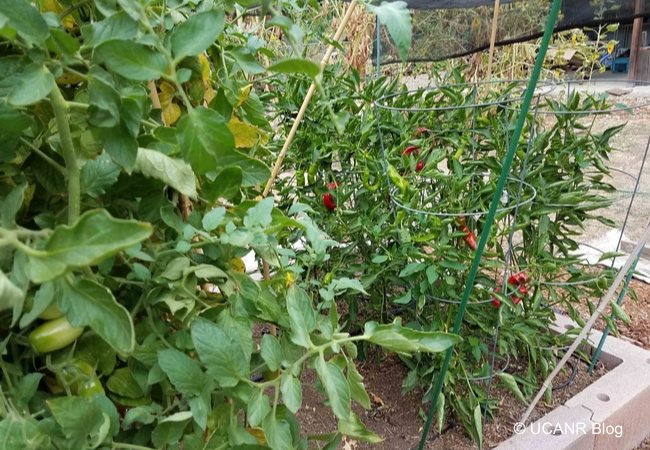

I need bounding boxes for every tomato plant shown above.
[0,0,466,449]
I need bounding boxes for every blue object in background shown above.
[612,57,630,73]
[599,52,613,68]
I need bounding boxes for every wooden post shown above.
[486,0,501,81]
[628,0,645,82]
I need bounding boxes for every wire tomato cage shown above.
[370,80,557,430]
[372,78,650,435]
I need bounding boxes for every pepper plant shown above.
[269,67,635,445]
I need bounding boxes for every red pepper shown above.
[455,217,477,251]
[414,127,433,139]
[323,193,336,211]
[327,181,340,189]
[513,285,529,305]
[462,227,477,250]
[492,287,501,308]
[403,145,420,157]
[416,161,424,172]
[508,272,531,286]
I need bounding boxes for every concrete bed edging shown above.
[495,314,650,450]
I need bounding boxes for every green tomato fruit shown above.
[56,361,105,397]
[39,302,64,320]
[29,317,84,354]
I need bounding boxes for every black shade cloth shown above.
[376,0,650,64]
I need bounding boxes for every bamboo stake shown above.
[262,0,358,198]
[259,0,359,336]
[486,0,501,81]
[147,81,162,109]
[520,221,650,424]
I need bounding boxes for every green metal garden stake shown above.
[416,1,563,448]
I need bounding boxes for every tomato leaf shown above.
[171,9,225,61]
[177,106,235,175]
[56,276,135,353]
[191,317,249,387]
[7,64,55,106]
[27,209,152,283]
[158,349,206,395]
[286,286,315,348]
[80,153,121,197]
[280,374,302,413]
[202,166,242,202]
[0,0,49,44]
[338,412,382,443]
[262,412,293,450]
[315,354,350,420]
[134,148,198,200]
[81,11,138,47]
[94,40,168,80]
[260,334,283,371]
[48,397,105,447]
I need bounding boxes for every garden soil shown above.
[295,277,650,449]
[297,351,607,449]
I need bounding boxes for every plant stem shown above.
[66,101,89,111]
[112,444,157,450]
[20,138,67,176]
[59,0,93,19]
[49,87,80,225]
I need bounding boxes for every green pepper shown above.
[307,163,318,185]
[362,167,380,191]
[296,169,305,188]
[387,164,409,194]
[323,272,333,284]
[29,316,84,354]
[56,360,105,397]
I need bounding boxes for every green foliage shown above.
[0,1,459,449]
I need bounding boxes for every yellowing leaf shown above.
[199,53,211,81]
[246,427,266,444]
[158,82,181,126]
[56,72,85,86]
[199,53,215,105]
[236,84,252,107]
[41,0,76,30]
[162,103,181,126]
[158,82,175,110]
[230,258,246,273]
[227,116,268,148]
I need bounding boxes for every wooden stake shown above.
[147,81,162,109]
[486,0,501,81]
[520,222,650,424]
[628,0,645,82]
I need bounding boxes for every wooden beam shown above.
[486,0,501,81]
[628,0,645,81]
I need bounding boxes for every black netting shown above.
[375,0,650,65]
